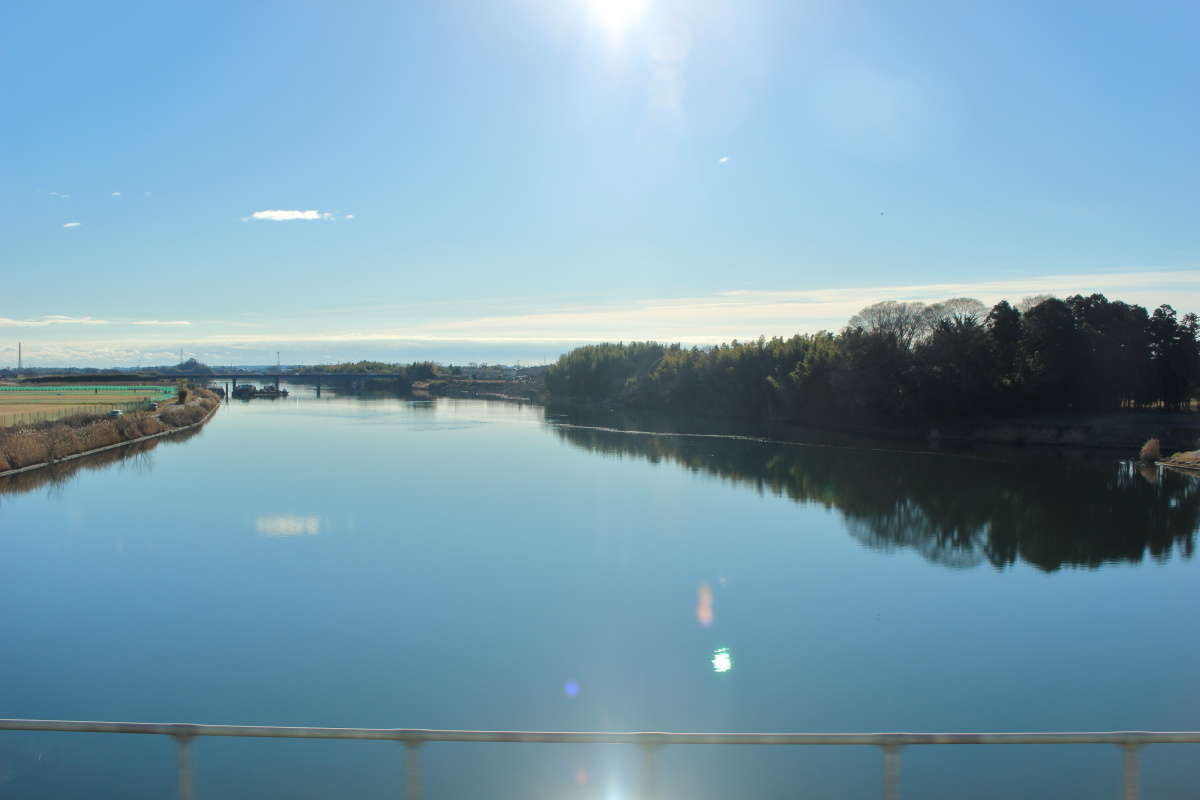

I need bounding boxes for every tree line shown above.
[291,360,440,379]
[545,294,1200,424]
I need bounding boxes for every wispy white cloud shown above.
[48,191,69,199]
[42,315,108,325]
[62,222,81,228]
[5,268,1196,365]
[344,214,354,220]
[111,191,121,197]
[249,209,334,222]
[203,268,1180,346]
[131,320,192,326]
[0,315,108,328]
[198,267,1200,345]
[718,156,730,164]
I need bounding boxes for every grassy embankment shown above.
[0,386,219,473]
[0,424,207,497]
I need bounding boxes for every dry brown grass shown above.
[0,384,217,472]
[1162,450,1200,469]
[0,429,51,468]
[137,415,167,436]
[78,421,120,450]
[192,387,220,404]
[1138,438,1162,462]
[159,405,201,426]
[46,425,84,459]
[158,389,218,428]
[0,437,164,497]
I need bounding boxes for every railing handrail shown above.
[2,718,1198,745]
[4,718,1196,800]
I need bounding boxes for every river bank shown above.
[545,398,1200,457]
[413,377,545,403]
[1161,450,1200,472]
[0,387,220,477]
[936,411,1200,451]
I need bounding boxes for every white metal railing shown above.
[2,719,1197,799]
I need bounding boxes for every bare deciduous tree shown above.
[1018,294,1056,313]
[847,301,928,348]
[923,297,987,330]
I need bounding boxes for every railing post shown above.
[404,741,424,800]
[640,742,661,800]
[174,735,194,800]
[1121,744,1141,800]
[881,744,901,800]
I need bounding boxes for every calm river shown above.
[1,387,1197,798]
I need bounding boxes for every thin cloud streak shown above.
[6,269,1197,363]
[0,315,108,328]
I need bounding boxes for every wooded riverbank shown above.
[544,293,1200,452]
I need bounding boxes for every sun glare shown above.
[589,0,647,37]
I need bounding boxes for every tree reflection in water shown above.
[550,411,1198,572]
[0,424,207,502]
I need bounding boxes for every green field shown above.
[0,385,177,427]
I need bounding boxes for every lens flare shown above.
[696,582,714,627]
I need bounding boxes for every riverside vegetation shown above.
[545,294,1200,431]
[0,386,219,473]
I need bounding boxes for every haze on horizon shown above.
[4,0,1198,367]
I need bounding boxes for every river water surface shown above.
[1,388,1197,798]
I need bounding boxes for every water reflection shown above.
[552,418,1199,572]
[0,424,206,502]
[255,514,321,537]
[711,647,733,673]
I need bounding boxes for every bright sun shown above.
[589,0,647,37]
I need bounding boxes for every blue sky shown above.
[4,0,1199,366]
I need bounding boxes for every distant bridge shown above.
[172,372,408,381]
[171,372,411,396]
